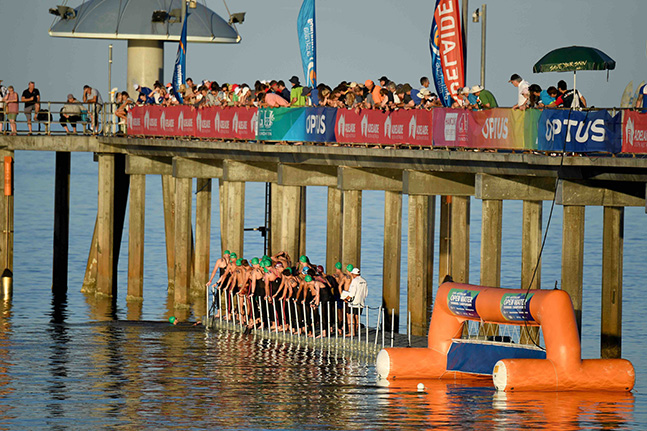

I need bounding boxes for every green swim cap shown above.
[224,250,230,255]
[346,264,354,272]
[305,275,313,282]
[169,316,176,324]
[262,255,269,260]
[286,267,292,275]
[335,262,342,270]
[263,267,268,273]
[299,255,308,263]
[230,252,237,259]
[261,260,270,267]
[251,257,259,265]
[236,258,243,266]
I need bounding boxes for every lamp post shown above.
[472,4,486,88]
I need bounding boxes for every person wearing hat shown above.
[470,85,498,110]
[59,93,83,134]
[345,267,368,337]
[133,84,153,105]
[509,73,530,109]
[289,75,307,107]
[452,86,472,109]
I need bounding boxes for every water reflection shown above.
[0,300,13,429]
[380,378,634,430]
[47,291,69,425]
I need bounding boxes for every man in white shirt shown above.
[345,267,367,336]
[509,74,530,110]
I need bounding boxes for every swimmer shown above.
[207,250,230,318]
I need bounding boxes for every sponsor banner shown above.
[469,108,540,149]
[432,108,470,147]
[257,107,306,141]
[537,109,621,153]
[127,106,145,135]
[297,0,317,87]
[194,107,258,140]
[304,107,336,142]
[622,110,647,153]
[430,0,465,107]
[128,105,193,136]
[335,109,433,146]
[447,288,480,318]
[500,293,535,322]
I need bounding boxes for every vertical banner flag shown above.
[172,6,189,104]
[429,0,464,107]
[297,0,317,88]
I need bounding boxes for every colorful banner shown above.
[335,109,433,146]
[447,289,480,318]
[429,0,464,107]
[304,107,336,142]
[500,293,535,322]
[194,107,258,141]
[432,108,470,147]
[469,108,540,149]
[257,107,306,141]
[297,0,317,88]
[622,110,647,153]
[172,6,189,104]
[128,105,195,136]
[537,109,622,153]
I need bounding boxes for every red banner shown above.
[432,108,470,147]
[622,111,647,153]
[128,106,257,140]
[335,109,433,146]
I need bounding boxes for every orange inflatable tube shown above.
[376,282,635,392]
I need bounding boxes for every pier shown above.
[0,109,645,361]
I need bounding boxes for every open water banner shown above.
[256,107,306,141]
[537,109,621,153]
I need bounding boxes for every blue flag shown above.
[172,8,189,104]
[297,0,316,88]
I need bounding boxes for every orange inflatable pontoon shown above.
[376,282,635,392]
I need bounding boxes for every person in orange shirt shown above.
[365,80,383,107]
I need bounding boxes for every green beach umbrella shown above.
[533,45,615,108]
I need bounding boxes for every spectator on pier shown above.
[470,85,498,109]
[549,79,587,109]
[115,91,133,125]
[509,74,530,110]
[134,84,152,105]
[3,86,19,135]
[634,83,647,110]
[260,91,290,107]
[83,85,103,131]
[60,93,83,134]
[365,80,383,107]
[419,76,430,94]
[21,81,40,134]
[0,80,6,134]
[289,76,307,107]
[278,80,290,103]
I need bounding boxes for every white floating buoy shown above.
[417,383,425,391]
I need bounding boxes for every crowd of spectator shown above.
[0,73,597,136]
[207,251,368,338]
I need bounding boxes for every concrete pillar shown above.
[521,201,542,291]
[193,178,212,294]
[81,217,98,293]
[438,196,452,283]
[127,40,163,94]
[274,185,301,261]
[326,187,342,273]
[162,174,176,291]
[341,190,362,269]
[520,200,542,344]
[561,205,585,336]
[219,178,227,255]
[601,206,624,359]
[174,177,192,307]
[407,194,435,336]
[480,199,502,338]
[96,154,115,297]
[96,154,129,298]
[383,191,402,333]
[269,182,281,255]
[450,196,470,284]
[221,180,245,257]
[127,174,145,301]
[53,152,70,294]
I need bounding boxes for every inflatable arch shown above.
[376,282,635,392]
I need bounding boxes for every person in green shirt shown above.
[289,75,307,107]
[470,85,498,110]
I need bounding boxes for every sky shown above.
[1,0,645,108]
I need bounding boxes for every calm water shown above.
[0,150,645,429]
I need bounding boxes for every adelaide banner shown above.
[429,0,464,107]
[335,109,433,146]
[622,110,647,153]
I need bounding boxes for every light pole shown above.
[472,4,486,88]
